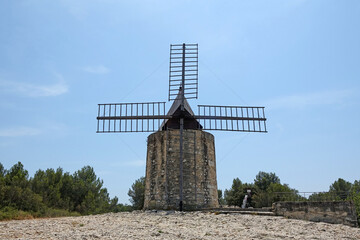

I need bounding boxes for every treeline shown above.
[309,178,360,201]
[2,161,359,225]
[0,162,131,220]
[221,171,303,208]
[219,171,360,224]
[220,171,360,208]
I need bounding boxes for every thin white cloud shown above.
[0,122,68,138]
[0,127,42,137]
[82,65,110,74]
[265,89,354,110]
[0,74,68,97]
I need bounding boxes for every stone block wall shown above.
[144,129,219,210]
[273,201,358,227]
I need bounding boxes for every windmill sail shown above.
[97,102,168,133]
[169,43,198,101]
[195,105,267,132]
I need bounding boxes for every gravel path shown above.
[0,211,359,239]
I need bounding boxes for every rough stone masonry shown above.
[144,129,219,210]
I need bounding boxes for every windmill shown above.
[97,43,267,211]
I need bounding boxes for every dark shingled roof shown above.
[160,88,202,130]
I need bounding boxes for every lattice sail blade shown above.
[196,105,267,132]
[169,43,198,101]
[97,102,169,133]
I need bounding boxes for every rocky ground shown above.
[0,211,359,239]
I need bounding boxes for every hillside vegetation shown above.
[0,162,131,220]
[1,161,359,226]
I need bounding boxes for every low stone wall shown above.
[272,201,358,227]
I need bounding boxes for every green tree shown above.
[349,180,360,225]
[106,196,132,212]
[72,166,109,214]
[81,191,96,214]
[329,178,352,200]
[254,171,280,191]
[253,182,302,208]
[224,178,254,207]
[31,167,68,209]
[0,163,5,199]
[267,183,299,201]
[5,162,29,188]
[109,196,119,211]
[309,178,353,202]
[59,172,74,210]
[1,162,43,212]
[128,177,145,210]
[224,178,243,207]
[0,163,5,177]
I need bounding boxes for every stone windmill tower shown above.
[97,43,267,210]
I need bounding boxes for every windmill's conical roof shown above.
[166,88,195,117]
[160,88,202,130]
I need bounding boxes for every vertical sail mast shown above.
[169,43,199,210]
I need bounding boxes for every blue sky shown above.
[1,0,359,203]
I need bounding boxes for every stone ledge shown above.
[273,201,358,228]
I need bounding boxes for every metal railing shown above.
[269,191,351,201]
